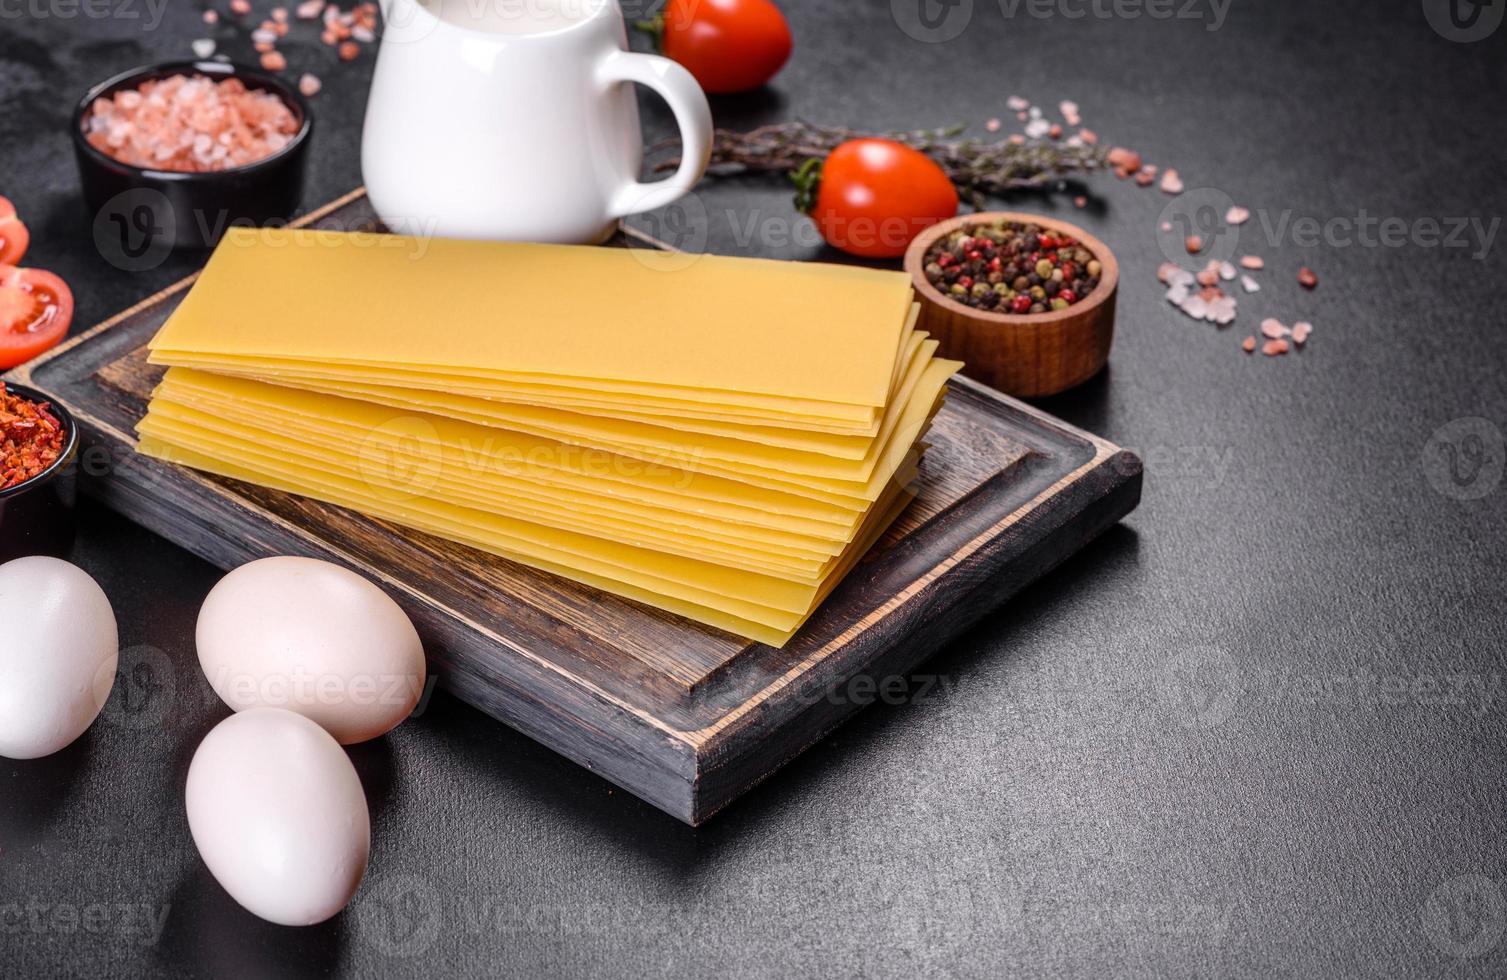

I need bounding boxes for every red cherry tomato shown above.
[797,139,959,259]
[657,0,792,94]
[0,197,29,266]
[0,265,74,369]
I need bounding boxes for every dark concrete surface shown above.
[3,0,1506,976]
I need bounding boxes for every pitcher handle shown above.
[596,50,712,219]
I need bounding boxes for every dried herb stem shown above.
[647,121,1110,207]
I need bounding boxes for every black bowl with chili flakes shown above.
[0,381,79,564]
[921,219,1104,315]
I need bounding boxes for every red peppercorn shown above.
[957,276,973,289]
[937,253,956,268]
[1060,261,1076,280]
[965,249,983,262]
[1058,289,1077,304]
[1011,295,1031,314]
[987,257,1002,272]
[1039,235,1057,250]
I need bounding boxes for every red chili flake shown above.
[0,382,66,490]
[1079,129,1097,144]
[1297,266,1318,289]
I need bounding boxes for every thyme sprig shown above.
[647,121,1110,208]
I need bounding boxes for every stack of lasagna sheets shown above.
[138,227,961,646]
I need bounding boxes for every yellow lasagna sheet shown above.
[149,227,915,411]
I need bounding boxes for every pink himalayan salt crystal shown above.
[297,0,325,16]
[1059,100,1080,126]
[202,8,218,23]
[1291,321,1313,345]
[985,117,1000,132]
[298,73,322,97]
[230,0,250,13]
[1159,169,1184,194]
[83,74,299,173]
[1225,205,1250,225]
[1239,255,1264,270]
[1260,318,1290,340]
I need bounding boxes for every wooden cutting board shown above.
[5,189,1141,825]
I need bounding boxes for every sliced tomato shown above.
[0,265,73,369]
[0,197,29,266]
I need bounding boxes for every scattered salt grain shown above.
[202,9,219,23]
[1218,261,1236,281]
[1239,255,1264,270]
[298,72,322,97]
[1240,274,1260,293]
[1291,321,1313,345]
[338,41,360,61]
[1262,339,1290,356]
[297,0,325,17]
[1242,336,1256,353]
[192,38,216,59]
[1297,266,1318,289]
[1024,118,1051,139]
[1260,318,1290,340]
[260,50,288,72]
[1185,235,1203,254]
[1059,100,1081,126]
[230,0,251,13]
[1073,196,1087,209]
[352,24,375,43]
[1225,205,1250,225]
[985,117,1000,132]
[1159,169,1183,194]
[1006,95,1028,111]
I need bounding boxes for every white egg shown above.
[186,707,370,926]
[196,556,426,744]
[0,556,118,760]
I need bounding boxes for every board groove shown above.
[5,190,1141,824]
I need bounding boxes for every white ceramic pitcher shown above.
[362,0,712,244]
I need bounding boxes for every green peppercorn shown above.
[1029,285,1046,301]
[925,262,943,280]
[1030,303,1046,314]
[1050,268,1064,283]
[1087,259,1103,278]
[993,282,1011,295]
[1051,298,1070,311]
[1034,258,1053,278]
[949,283,968,297]
[971,282,992,299]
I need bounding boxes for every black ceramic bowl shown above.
[0,382,79,564]
[72,60,312,252]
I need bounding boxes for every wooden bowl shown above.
[904,212,1118,398]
